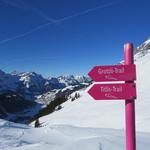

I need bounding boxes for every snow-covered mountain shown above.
[136,37,150,53]
[0,70,19,92]
[134,37,150,60]
[0,70,90,123]
[57,75,91,86]
[0,71,90,100]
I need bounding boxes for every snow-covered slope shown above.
[0,119,150,150]
[38,50,150,133]
[136,37,150,52]
[135,37,150,60]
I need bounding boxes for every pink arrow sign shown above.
[88,65,136,82]
[88,83,136,100]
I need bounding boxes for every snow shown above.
[0,119,150,150]
[143,38,150,45]
[61,85,78,92]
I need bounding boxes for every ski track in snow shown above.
[0,121,150,150]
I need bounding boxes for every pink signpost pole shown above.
[124,43,136,150]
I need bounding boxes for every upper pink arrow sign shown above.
[88,83,136,100]
[88,65,136,82]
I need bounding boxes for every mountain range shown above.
[0,71,90,100]
[0,70,91,122]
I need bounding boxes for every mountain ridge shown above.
[0,70,91,123]
[0,70,90,100]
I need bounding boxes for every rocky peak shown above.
[135,37,150,56]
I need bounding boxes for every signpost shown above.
[88,64,136,82]
[88,83,136,100]
[124,43,136,150]
[87,43,136,150]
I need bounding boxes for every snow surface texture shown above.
[0,119,150,150]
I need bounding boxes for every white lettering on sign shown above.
[104,93,117,99]
[98,67,124,75]
[98,68,114,74]
[100,86,123,93]
[105,75,117,80]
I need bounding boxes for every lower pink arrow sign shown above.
[88,83,136,100]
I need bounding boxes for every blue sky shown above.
[0,0,150,77]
